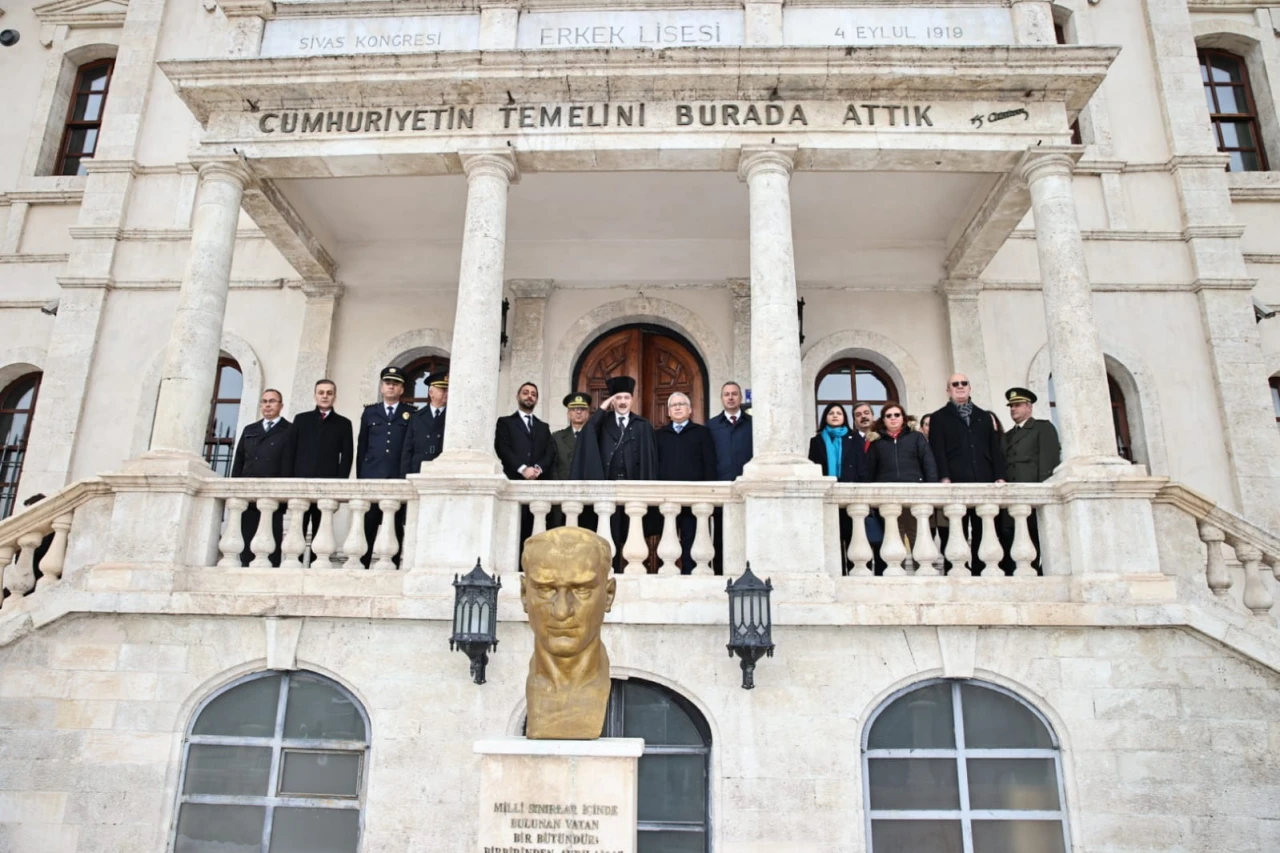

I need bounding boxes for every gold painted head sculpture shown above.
[520,527,616,740]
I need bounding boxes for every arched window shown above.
[863,679,1070,853]
[204,358,243,478]
[401,355,451,408]
[57,58,114,176]
[173,671,369,853]
[1,373,41,520]
[1046,374,1134,461]
[1198,48,1268,172]
[815,359,899,427]
[1270,376,1280,427]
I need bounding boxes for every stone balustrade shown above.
[0,480,109,610]
[501,481,736,575]
[829,483,1056,578]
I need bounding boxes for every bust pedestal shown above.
[475,737,644,853]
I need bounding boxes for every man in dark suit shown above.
[291,378,354,543]
[231,388,294,566]
[928,373,1007,573]
[653,392,718,573]
[999,387,1060,573]
[401,372,448,476]
[496,382,554,549]
[357,366,415,567]
[707,381,752,573]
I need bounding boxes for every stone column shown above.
[737,145,813,477]
[941,280,993,410]
[218,0,275,57]
[288,283,343,415]
[1019,152,1125,474]
[506,279,553,420]
[436,150,517,474]
[729,277,752,392]
[150,161,252,459]
[1010,0,1055,45]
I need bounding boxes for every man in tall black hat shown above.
[401,371,449,476]
[570,375,658,570]
[357,365,415,567]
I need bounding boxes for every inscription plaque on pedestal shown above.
[475,737,645,853]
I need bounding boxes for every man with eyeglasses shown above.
[231,388,295,566]
[652,392,719,573]
[928,373,1007,573]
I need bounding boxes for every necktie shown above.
[618,417,626,430]
[729,415,737,425]
[321,411,328,421]
[524,415,532,432]
[675,424,683,434]
[385,407,393,418]
[264,421,273,432]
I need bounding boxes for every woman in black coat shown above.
[868,401,939,547]
[808,403,872,572]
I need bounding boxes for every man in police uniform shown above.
[357,366,415,566]
[999,387,1060,573]
[548,392,594,530]
[401,372,448,475]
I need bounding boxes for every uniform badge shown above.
[402,411,411,420]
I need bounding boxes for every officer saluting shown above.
[401,372,448,476]
[357,365,415,566]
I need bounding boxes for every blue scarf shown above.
[821,425,848,477]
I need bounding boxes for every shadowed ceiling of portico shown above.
[275,171,995,290]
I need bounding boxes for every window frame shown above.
[401,354,451,409]
[55,57,115,177]
[861,678,1071,853]
[814,358,900,428]
[203,357,243,478]
[1198,47,1269,172]
[0,372,42,521]
[171,671,370,853]
[1270,376,1280,426]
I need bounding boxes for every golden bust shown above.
[520,527,616,740]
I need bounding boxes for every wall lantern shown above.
[450,559,501,684]
[500,298,511,348]
[725,563,774,690]
[797,298,806,345]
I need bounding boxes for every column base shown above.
[101,455,222,565]
[733,476,832,573]
[406,469,507,576]
[423,449,503,476]
[119,450,219,478]
[1050,454,1146,481]
[741,452,823,480]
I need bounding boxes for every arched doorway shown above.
[573,325,709,427]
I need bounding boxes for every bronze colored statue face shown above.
[521,532,615,659]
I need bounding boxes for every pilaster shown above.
[743,0,783,46]
[288,283,343,415]
[1010,0,1055,45]
[728,277,751,393]
[941,280,993,410]
[506,279,554,421]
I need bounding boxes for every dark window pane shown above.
[817,372,851,399]
[74,93,104,122]
[972,820,1067,853]
[1,413,28,448]
[280,751,361,797]
[960,683,1053,749]
[1271,380,1280,420]
[193,674,282,737]
[1,378,36,409]
[213,403,240,441]
[871,819,964,853]
[868,682,955,749]
[868,758,960,810]
[284,672,366,742]
[1214,85,1243,114]
[1200,61,1209,83]
[1210,55,1243,83]
[175,803,264,853]
[1230,150,1262,172]
[1220,121,1256,149]
[66,128,98,156]
[638,830,705,853]
[966,758,1061,810]
[637,754,706,823]
[183,745,272,796]
[218,364,244,399]
[622,682,704,746]
[85,67,110,91]
[269,807,360,853]
[60,157,83,177]
[1203,85,1216,113]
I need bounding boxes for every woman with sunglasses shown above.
[868,401,939,545]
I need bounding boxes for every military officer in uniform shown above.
[999,387,1060,573]
[548,392,594,530]
[232,388,295,566]
[357,365,415,567]
[401,372,448,475]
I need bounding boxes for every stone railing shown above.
[1156,483,1280,619]
[198,479,419,570]
[0,479,112,609]
[500,481,738,574]
[828,483,1057,577]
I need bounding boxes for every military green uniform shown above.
[550,426,580,481]
[1002,417,1061,483]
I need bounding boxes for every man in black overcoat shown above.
[495,382,555,549]
[652,392,718,573]
[570,375,658,570]
[291,378,354,543]
[231,388,294,566]
[928,372,1007,573]
[356,365,415,567]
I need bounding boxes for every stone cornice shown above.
[506,278,555,299]
[0,254,68,265]
[0,189,85,206]
[32,0,128,29]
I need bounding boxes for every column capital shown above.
[507,278,554,299]
[1017,151,1078,186]
[195,160,254,190]
[738,145,797,182]
[301,282,344,301]
[728,277,751,299]
[941,277,983,297]
[461,150,519,185]
[219,0,276,18]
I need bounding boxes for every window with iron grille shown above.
[57,58,114,176]
[1198,48,1269,172]
[204,358,243,477]
[0,373,41,520]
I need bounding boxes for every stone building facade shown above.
[0,0,1279,852]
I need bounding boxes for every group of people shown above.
[228,363,1059,575]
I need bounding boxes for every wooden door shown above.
[575,327,706,426]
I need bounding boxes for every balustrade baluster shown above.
[218,498,249,567]
[690,503,715,576]
[656,503,681,575]
[846,504,873,577]
[0,545,13,605]
[1197,521,1231,597]
[1232,541,1274,616]
[371,499,402,570]
[530,501,551,536]
[280,499,309,568]
[36,514,74,589]
[622,502,649,575]
[311,499,339,569]
[249,498,280,568]
[2,532,42,609]
[942,503,970,574]
[976,504,1002,577]
[342,499,371,570]
[562,501,583,528]
[594,502,616,559]
[1266,552,1279,583]
[1007,504,1038,577]
[880,504,907,576]
[911,504,940,577]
